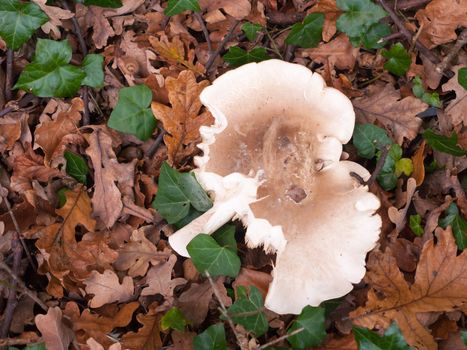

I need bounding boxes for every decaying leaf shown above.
[84,269,134,308]
[442,66,467,128]
[353,83,427,144]
[35,307,75,350]
[388,178,417,234]
[351,227,467,350]
[308,0,341,42]
[151,70,214,166]
[412,141,426,186]
[32,0,74,39]
[121,304,163,350]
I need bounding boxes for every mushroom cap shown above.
[168,60,381,314]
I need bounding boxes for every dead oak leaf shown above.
[200,0,252,20]
[441,66,466,128]
[35,307,75,350]
[352,83,427,144]
[350,227,467,350]
[32,0,74,39]
[151,70,214,166]
[121,304,163,350]
[84,269,134,308]
[308,0,341,42]
[415,0,467,49]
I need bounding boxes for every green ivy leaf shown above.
[187,234,241,277]
[395,158,413,177]
[225,286,268,337]
[0,0,48,50]
[81,54,104,89]
[160,307,189,332]
[439,203,467,250]
[382,43,411,76]
[223,46,270,67]
[287,306,326,349]
[361,22,391,49]
[242,22,262,41]
[64,151,89,184]
[193,324,227,350]
[152,162,212,224]
[82,0,123,8]
[458,67,467,90]
[422,129,467,157]
[285,13,324,48]
[353,323,411,350]
[57,188,68,208]
[212,225,237,253]
[412,76,441,107]
[164,0,200,16]
[336,0,387,38]
[352,124,393,159]
[107,84,156,141]
[462,330,467,345]
[409,214,424,236]
[377,144,402,191]
[14,39,85,98]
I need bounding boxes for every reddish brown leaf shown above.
[35,307,74,350]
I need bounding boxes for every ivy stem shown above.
[5,49,14,102]
[194,12,212,53]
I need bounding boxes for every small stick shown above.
[366,145,391,187]
[258,327,305,349]
[5,50,14,101]
[380,32,404,43]
[194,12,212,53]
[395,0,430,10]
[205,272,248,350]
[0,338,43,346]
[266,11,305,26]
[145,128,167,158]
[435,27,467,75]
[377,0,439,64]
[0,94,36,118]
[205,21,240,74]
[0,107,13,118]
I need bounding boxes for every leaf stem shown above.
[5,49,14,101]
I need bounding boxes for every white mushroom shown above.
[168,60,381,315]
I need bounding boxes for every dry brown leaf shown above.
[34,98,83,165]
[412,141,426,186]
[308,0,341,42]
[0,115,22,152]
[415,0,467,49]
[176,279,215,326]
[114,226,170,277]
[441,66,466,128]
[32,0,74,39]
[35,307,75,350]
[77,5,115,49]
[353,83,427,144]
[350,227,467,350]
[121,304,163,350]
[84,269,134,308]
[200,0,252,20]
[151,70,214,166]
[388,178,417,233]
[233,267,272,300]
[314,333,358,350]
[298,34,358,71]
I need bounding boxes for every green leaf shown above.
[422,129,467,157]
[57,188,68,208]
[242,22,262,41]
[285,13,324,48]
[462,330,467,345]
[287,306,326,349]
[0,0,48,50]
[161,307,189,332]
[187,234,241,277]
[377,144,402,191]
[336,0,387,38]
[164,0,200,16]
[81,54,104,89]
[458,67,467,90]
[223,46,270,67]
[14,39,86,98]
[152,162,212,224]
[108,84,156,141]
[353,323,411,350]
[361,22,391,49]
[82,0,123,7]
[174,207,204,229]
[409,214,424,236]
[395,158,413,177]
[10,343,46,350]
[64,151,89,184]
[212,224,237,253]
[193,324,227,350]
[382,43,411,76]
[412,77,441,107]
[226,286,268,336]
[439,203,467,250]
[352,124,392,159]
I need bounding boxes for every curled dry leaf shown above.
[77,4,115,49]
[35,307,74,350]
[350,227,467,350]
[353,83,427,144]
[121,304,163,350]
[151,70,214,166]
[308,0,341,42]
[84,269,134,308]
[412,141,426,186]
[200,0,252,20]
[32,0,74,39]
[388,178,417,234]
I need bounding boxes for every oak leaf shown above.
[35,307,75,350]
[353,83,427,144]
[151,70,214,166]
[308,0,341,42]
[415,0,467,49]
[84,269,134,308]
[32,0,74,39]
[200,0,252,20]
[121,304,163,350]
[350,227,467,350]
[442,66,466,128]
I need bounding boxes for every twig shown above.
[395,0,430,10]
[0,262,48,312]
[0,94,36,118]
[258,327,304,349]
[205,21,240,74]
[145,128,167,158]
[435,27,467,75]
[284,44,296,62]
[194,12,212,53]
[0,338,43,346]
[366,145,391,187]
[380,32,404,43]
[0,107,13,118]
[266,11,305,26]
[5,50,13,101]
[377,0,439,64]
[264,28,284,60]
[205,272,248,350]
